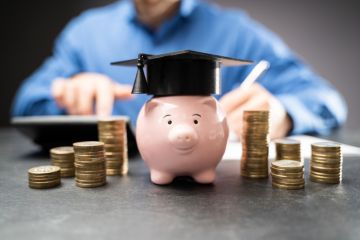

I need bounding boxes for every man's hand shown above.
[220,83,292,139]
[51,73,132,116]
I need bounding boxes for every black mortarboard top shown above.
[111,50,252,96]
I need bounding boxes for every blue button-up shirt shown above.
[12,0,347,135]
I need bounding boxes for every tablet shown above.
[11,116,138,155]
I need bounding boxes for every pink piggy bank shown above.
[136,95,229,185]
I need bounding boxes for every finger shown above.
[63,81,76,115]
[219,86,253,113]
[114,83,133,99]
[51,79,66,107]
[95,80,114,116]
[75,82,95,115]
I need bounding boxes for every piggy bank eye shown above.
[167,120,172,125]
[193,119,198,125]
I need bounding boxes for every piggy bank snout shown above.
[168,124,199,150]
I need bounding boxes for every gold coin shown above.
[105,154,124,159]
[104,151,124,157]
[101,141,124,146]
[272,182,304,190]
[51,159,74,165]
[76,178,105,183]
[311,156,342,162]
[104,146,123,152]
[75,163,105,168]
[310,175,341,184]
[241,170,268,178]
[242,153,268,158]
[243,110,269,116]
[106,163,122,168]
[75,156,105,162]
[75,150,105,156]
[312,163,342,168]
[28,178,60,184]
[28,171,60,177]
[75,167,105,173]
[29,178,61,188]
[242,151,269,155]
[28,166,61,175]
[52,159,74,164]
[99,135,124,139]
[106,159,124,165]
[243,128,268,131]
[76,181,106,188]
[310,171,341,177]
[271,160,303,172]
[73,141,104,152]
[274,138,300,145]
[98,117,128,123]
[97,125,126,130]
[74,158,105,163]
[76,172,106,179]
[312,142,341,149]
[103,145,125,150]
[98,125,126,129]
[50,146,74,155]
[29,177,60,183]
[271,172,304,179]
[310,165,341,173]
[241,164,268,169]
[76,170,105,175]
[272,177,305,185]
[311,155,342,161]
[73,141,104,147]
[60,168,75,172]
[50,155,74,160]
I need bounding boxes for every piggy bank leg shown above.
[193,169,216,184]
[150,169,175,185]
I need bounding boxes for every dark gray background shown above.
[2,0,359,129]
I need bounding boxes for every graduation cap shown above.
[111,50,252,96]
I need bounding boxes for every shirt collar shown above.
[124,0,199,22]
[179,0,198,18]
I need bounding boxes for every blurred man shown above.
[12,0,347,139]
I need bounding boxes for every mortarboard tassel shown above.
[131,54,149,94]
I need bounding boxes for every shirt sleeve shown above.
[11,17,85,116]
[234,15,347,135]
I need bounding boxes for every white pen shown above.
[239,60,270,90]
[228,60,270,142]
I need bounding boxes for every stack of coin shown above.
[310,142,342,184]
[28,166,61,189]
[98,118,128,176]
[271,160,305,190]
[50,146,75,177]
[241,110,269,178]
[73,141,106,188]
[275,139,302,161]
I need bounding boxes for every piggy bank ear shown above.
[145,99,161,115]
[200,97,216,110]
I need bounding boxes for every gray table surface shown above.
[1,128,360,240]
